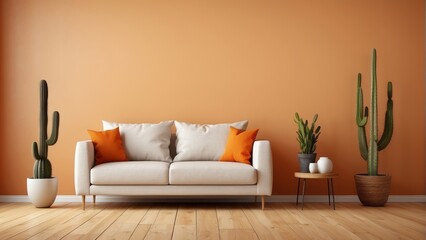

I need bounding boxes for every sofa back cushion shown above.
[103,120,173,162]
[173,120,248,161]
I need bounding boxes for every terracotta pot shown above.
[354,174,391,207]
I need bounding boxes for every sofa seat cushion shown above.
[91,161,169,185]
[169,161,257,185]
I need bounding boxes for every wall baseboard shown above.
[1,195,425,203]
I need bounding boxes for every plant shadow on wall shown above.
[294,113,321,173]
[355,48,394,207]
[27,80,60,208]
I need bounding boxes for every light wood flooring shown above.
[0,202,424,239]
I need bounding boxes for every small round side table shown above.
[294,172,338,210]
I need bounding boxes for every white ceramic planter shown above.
[317,157,333,173]
[309,163,319,173]
[27,177,58,208]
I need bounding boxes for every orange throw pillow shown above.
[220,127,259,164]
[87,127,128,165]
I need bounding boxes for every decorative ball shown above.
[317,157,333,173]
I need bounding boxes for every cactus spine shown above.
[32,80,60,179]
[356,49,393,176]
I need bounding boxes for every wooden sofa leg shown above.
[82,195,86,210]
[93,195,96,205]
[261,195,265,210]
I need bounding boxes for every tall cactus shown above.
[356,49,393,176]
[32,80,60,179]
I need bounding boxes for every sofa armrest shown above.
[252,140,273,196]
[74,140,95,195]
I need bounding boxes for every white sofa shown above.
[74,121,273,210]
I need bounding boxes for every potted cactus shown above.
[27,80,60,208]
[294,112,321,172]
[355,49,393,206]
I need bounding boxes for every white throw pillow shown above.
[103,120,173,162]
[173,120,248,161]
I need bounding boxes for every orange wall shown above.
[0,0,425,196]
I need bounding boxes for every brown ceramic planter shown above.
[354,174,391,207]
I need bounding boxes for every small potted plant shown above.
[355,48,393,206]
[27,80,60,208]
[294,112,321,173]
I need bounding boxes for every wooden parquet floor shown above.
[0,202,424,239]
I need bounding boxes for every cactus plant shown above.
[294,112,321,154]
[32,80,60,179]
[356,49,393,176]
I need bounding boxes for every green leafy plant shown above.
[294,113,321,154]
[356,48,393,176]
[32,80,60,179]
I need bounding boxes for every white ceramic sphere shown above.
[317,157,333,173]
